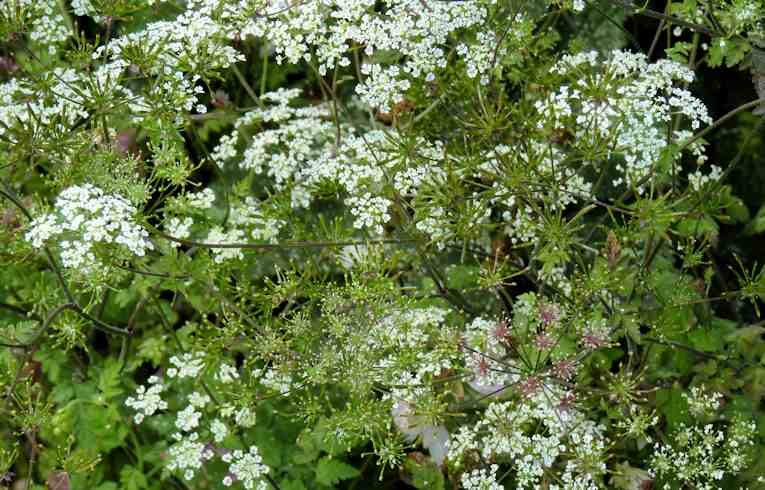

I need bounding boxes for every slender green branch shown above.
[151,225,418,250]
[679,98,765,153]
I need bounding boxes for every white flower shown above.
[683,385,724,417]
[223,446,270,490]
[391,400,450,466]
[216,363,240,383]
[168,352,206,379]
[167,433,210,481]
[125,382,168,423]
[462,465,503,490]
[187,188,216,209]
[188,391,211,408]
[211,418,229,443]
[165,217,193,246]
[25,184,153,271]
[205,227,246,263]
[234,407,257,428]
[176,405,202,432]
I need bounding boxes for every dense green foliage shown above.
[1,0,765,489]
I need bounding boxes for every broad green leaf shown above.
[745,203,765,235]
[656,385,691,431]
[403,457,445,490]
[119,466,148,490]
[315,457,360,487]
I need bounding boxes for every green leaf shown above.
[675,215,718,240]
[708,39,725,67]
[724,195,750,224]
[403,457,445,490]
[745,203,765,235]
[280,480,309,490]
[656,385,691,431]
[34,348,69,384]
[686,328,723,353]
[61,402,128,452]
[136,333,168,366]
[446,265,479,290]
[96,358,124,400]
[119,466,148,490]
[314,457,360,487]
[724,38,751,68]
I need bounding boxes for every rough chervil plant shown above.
[123,354,273,488]
[24,184,153,273]
[0,0,764,489]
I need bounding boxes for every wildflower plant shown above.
[0,0,764,489]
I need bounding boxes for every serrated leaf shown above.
[745,203,765,235]
[95,483,118,490]
[96,358,124,400]
[686,328,723,353]
[315,457,360,487]
[136,332,168,366]
[675,215,718,240]
[403,456,445,490]
[656,385,691,432]
[280,480,308,490]
[119,466,148,490]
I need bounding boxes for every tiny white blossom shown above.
[125,382,168,423]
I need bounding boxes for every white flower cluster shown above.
[125,376,168,424]
[216,363,240,384]
[457,28,514,85]
[74,0,503,121]
[374,307,449,349]
[167,432,214,481]
[1,0,69,54]
[176,404,203,432]
[286,303,456,464]
[683,385,724,418]
[461,464,503,490]
[0,65,127,140]
[165,190,287,263]
[649,418,757,489]
[732,0,761,24]
[345,194,392,236]
[167,352,206,379]
[229,197,285,243]
[222,446,270,490]
[211,418,229,443]
[415,206,452,248]
[688,164,723,191]
[205,227,245,264]
[165,217,194,247]
[235,0,490,110]
[72,0,159,20]
[25,184,153,271]
[536,50,713,191]
[213,88,454,238]
[258,367,293,394]
[448,390,609,489]
[124,354,271,486]
[93,5,244,77]
[212,88,334,181]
